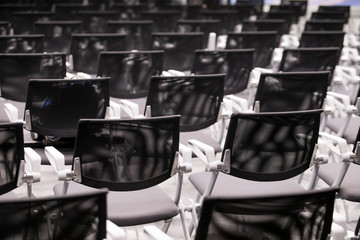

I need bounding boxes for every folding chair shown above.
[48,116,192,236]
[97,50,163,117]
[0,34,44,53]
[10,11,55,34]
[299,31,345,48]
[304,20,346,31]
[69,33,127,75]
[33,20,82,53]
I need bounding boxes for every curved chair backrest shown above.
[70,33,127,74]
[304,20,346,31]
[278,47,341,73]
[176,19,221,44]
[0,35,44,53]
[242,19,289,34]
[106,20,153,50]
[223,110,322,181]
[226,31,279,68]
[200,10,240,34]
[140,10,181,32]
[11,11,55,34]
[151,32,204,71]
[146,74,225,132]
[73,116,180,191]
[0,21,11,35]
[33,20,82,53]
[97,50,163,99]
[192,49,254,95]
[254,71,331,112]
[0,189,108,240]
[0,53,67,102]
[311,11,349,21]
[299,31,345,48]
[0,122,24,195]
[24,78,110,138]
[195,188,337,240]
[75,10,119,33]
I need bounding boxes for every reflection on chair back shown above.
[195,188,337,240]
[0,122,24,195]
[0,189,108,240]
[98,51,163,99]
[0,35,44,53]
[0,53,66,102]
[73,116,180,191]
[24,78,110,139]
[192,49,254,95]
[145,74,224,132]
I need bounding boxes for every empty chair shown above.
[0,21,10,35]
[176,19,221,45]
[269,3,306,18]
[281,0,308,16]
[242,19,289,35]
[152,32,204,71]
[0,53,66,122]
[299,31,345,48]
[140,10,181,32]
[260,10,298,31]
[191,49,254,95]
[10,11,55,34]
[226,31,280,68]
[0,4,36,21]
[110,2,148,19]
[311,11,349,22]
[304,20,346,31]
[54,3,98,20]
[33,20,82,53]
[50,116,191,235]
[106,20,153,50]
[0,189,109,239]
[75,10,120,33]
[0,35,44,53]
[70,33,127,75]
[200,9,240,34]
[253,71,331,112]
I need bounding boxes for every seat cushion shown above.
[0,191,18,200]
[54,182,179,226]
[189,172,307,198]
[318,162,360,202]
[326,116,360,144]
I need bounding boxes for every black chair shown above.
[260,10,298,31]
[33,20,82,53]
[140,10,181,32]
[0,189,108,240]
[10,11,55,34]
[152,32,204,71]
[200,9,240,35]
[269,3,306,17]
[176,19,221,45]
[299,31,345,48]
[75,10,120,33]
[281,0,308,16]
[242,19,289,35]
[318,5,350,19]
[192,188,337,240]
[278,47,341,73]
[304,20,346,31]
[191,49,254,95]
[311,11,349,22]
[110,2,148,19]
[70,33,127,75]
[0,21,11,35]
[253,71,331,112]
[50,116,191,234]
[0,35,44,53]
[226,31,280,68]
[106,20,153,50]
[0,4,36,21]
[54,3,97,20]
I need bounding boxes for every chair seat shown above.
[318,162,360,202]
[326,116,360,144]
[0,191,18,200]
[53,181,179,226]
[180,131,222,154]
[189,172,307,197]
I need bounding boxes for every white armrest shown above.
[167,69,185,76]
[24,147,41,173]
[161,71,173,76]
[143,225,174,240]
[187,139,216,169]
[106,100,121,119]
[119,99,143,118]
[319,132,350,154]
[224,95,249,113]
[279,34,299,48]
[178,143,192,173]
[106,220,126,240]
[44,146,72,182]
[4,103,22,122]
[207,32,217,50]
[271,47,284,69]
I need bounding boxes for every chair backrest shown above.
[76,10,119,33]
[0,21,11,35]
[0,122,24,195]
[73,116,180,191]
[222,110,322,181]
[106,20,153,50]
[11,11,55,34]
[242,19,289,35]
[0,53,67,102]
[176,19,221,44]
[0,4,36,21]
[97,50,163,99]
[192,49,254,95]
[145,74,224,132]
[0,34,44,53]
[0,189,108,240]
[260,10,298,27]
[111,3,147,19]
[299,31,345,48]
[54,3,97,20]
[33,20,82,53]
[270,3,306,17]
[200,10,240,34]
[304,20,346,31]
[70,33,127,74]
[152,32,204,71]
[254,71,331,112]
[226,31,279,68]
[140,10,181,32]
[278,47,341,73]
[195,188,337,240]
[24,78,110,138]
[311,11,349,21]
